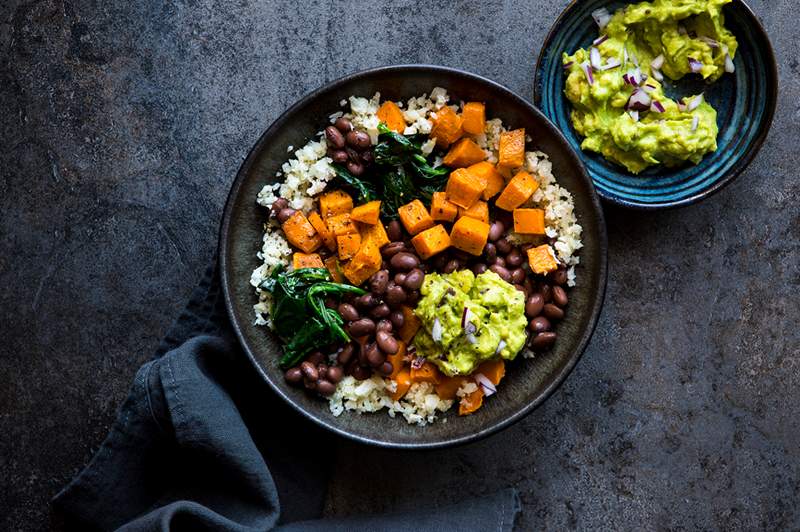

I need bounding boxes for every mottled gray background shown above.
[2,0,798,529]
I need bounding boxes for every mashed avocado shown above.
[412,270,527,376]
[563,0,738,173]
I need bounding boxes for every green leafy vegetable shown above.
[331,163,377,204]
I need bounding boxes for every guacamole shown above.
[412,270,528,376]
[563,0,738,173]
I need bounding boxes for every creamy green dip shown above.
[413,270,527,376]
[563,0,738,173]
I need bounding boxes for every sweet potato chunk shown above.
[467,161,505,200]
[411,224,451,260]
[442,138,486,168]
[390,368,412,401]
[337,233,361,260]
[527,244,559,275]
[308,210,336,251]
[319,190,353,219]
[430,191,458,222]
[513,208,546,235]
[398,199,434,235]
[325,212,358,236]
[498,128,526,170]
[377,101,406,133]
[450,216,489,256]
[343,239,382,286]
[351,200,381,225]
[410,361,441,384]
[459,385,484,415]
[435,375,467,400]
[360,220,390,248]
[430,105,463,148]
[458,200,489,225]
[445,168,485,209]
[398,305,421,343]
[324,256,344,283]
[495,171,540,211]
[292,252,324,270]
[476,359,505,386]
[282,211,322,253]
[461,102,486,135]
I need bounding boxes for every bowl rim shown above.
[219,64,608,449]
[532,0,778,210]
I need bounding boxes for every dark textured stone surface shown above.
[1,0,797,529]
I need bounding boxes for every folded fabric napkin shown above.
[53,260,520,531]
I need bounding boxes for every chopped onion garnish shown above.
[599,58,621,71]
[461,307,470,328]
[651,68,664,81]
[431,317,442,342]
[474,373,497,396]
[465,332,478,345]
[698,36,720,48]
[686,93,704,111]
[725,54,735,73]
[650,100,665,113]
[593,34,609,46]
[641,84,654,93]
[688,57,703,73]
[627,67,643,86]
[626,88,652,111]
[677,98,686,112]
[629,49,639,67]
[411,356,425,370]
[494,340,507,356]
[629,110,639,122]
[623,46,629,64]
[592,7,611,29]
[581,61,594,85]
[563,61,574,69]
[590,47,603,70]
[650,54,665,70]
[691,115,699,132]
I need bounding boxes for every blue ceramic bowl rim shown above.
[533,0,778,210]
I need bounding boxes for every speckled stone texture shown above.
[1,0,797,529]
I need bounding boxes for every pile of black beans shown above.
[325,117,372,176]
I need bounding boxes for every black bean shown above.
[543,303,564,321]
[404,268,425,290]
[494,257,506,268]
[277,208,296,224]
[407,290,420,305]
[369,270,389,295]
[514,284,526,295]
[451,249,471,262]
[316,379,336,396]
[472,262,488,275]
[317,363,329,379]
[376,331,399,354]
[307,351,325,365]
[510,267,526,284]
[379,361,394,376]
[529,316,551,333]
[346,160,364,176]
[346,130,371,149]
[366,343,385,367]
[371,303,391,319]
[355,293,378,308]
[523,277,534,295]
[328,149,348,163]
[390,310,405,329]
[347,318,376,337]
[270,198,288,218]
[384,283,407,307]
[496,237,512,254]
[488,220,504,241]
[525,293,545,317]
[324,297,337,309]
[359,149,374,165]
[300,361,319,382]
[338,303,359,322]
[382,241,406,258]
[386,220,402,241]
[506,249,523,267]
[394,272,407,285]
[483,242,497,262]
[390,252,420,271]
[352,365,371,380]
[376,319,393,333]
[551,267,568,286]
[325,125,346,148]
[539,284,552,303]
[337,343,355,365]
[531,332,557,351]
[443,259,460,273]
[489,264,511,282]
[552,286,568,307]
[334,117,353,133]
[327,365,344,383]
[304,378,317,390]
[284,366,303,384]
[432,254,448,271]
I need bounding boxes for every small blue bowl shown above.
[534,0,777,209]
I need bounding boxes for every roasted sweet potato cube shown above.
[410,224,451,260]
[467,161,505,200]
[308,210,336,251]
[410,361,441,384]
[527,244,559,275]
[292,252,324,270]
[442,138,486,168]
[459,385,485,415]
[476,359,505,385]
[386,341,407,379]
[445,168,485,209]
[513,208,546,234]
[323,256,345,283]
[319,190,353,219]
[398,199,434,235]
[461,102,486,135]
[350,200,381,225]
[495,171,540,211]
[325,212,358,236]
[390,368,413,401]
[343,239,382,286]
[282,211,322,253]
[498,128,526,170]
[377,101,406,133]
[430,105,463,148]
[435,375,467,400]
[458,200,489,225]
[430,191,458,222]
[398,305,421,343]
[337,233,361,260]
[359,220,390,248]
[450,216,489,256]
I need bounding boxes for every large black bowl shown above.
[219,65,607,449]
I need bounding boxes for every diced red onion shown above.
[652,68,664,81]
[650,100,665,113]
[677,99,686,112]
[461,307,469,328]
[725,54,735,73]
[563,61,574,69]
[474,373,497,396]
[641,84,654,93]
[465,332,478,345]
[623,46,629,64]
[629,110,639,122]
[626,67,643,86]
[686,93,704,111]
[691,115,699,132]
[599,58,621,71]
[590,47,603,70]
[494,340,507,356]
[592,7,611,29]
[581,61,594,85]
[629,49,639,67]
[650,54,665,70]
[411,356,425,369]
[431,317,442,342]
[593,34,609,46]
[688,57,703,73]
[698,36,720,48]
[626,88,652,111]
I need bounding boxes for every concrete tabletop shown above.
[2,0,797,529]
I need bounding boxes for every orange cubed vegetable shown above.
[461,102,486,135]
[430,191,458,222]
[351,200,382,225]
[343,239,382,286]
[435,375,466,400]
[308,211,336,251]
[411,224,451,260]
[387,341,407,379]
[476,359,505,386]
[398,305,421,343]
[495,171,540,211]
[445,168,485,209]
[449,216,489,256]
[292,252,324,270]
[430,105,463,148]
[390,368,413,401]
[282,211,322,253]
[410,361,441,384]
[467,161,505,200]
[459,385,485,415]
[324,256,345,283]
[377,101,406,133]
[398,199,434,235]
[458,200,489,225]
[337,233,361,260]
[360,220,390,248]
[513,208,546,235]
[325,212,358,236]
[498,128,526,170]
[319,190,353,219]
[527,244,559,275]
[442,138,487,168]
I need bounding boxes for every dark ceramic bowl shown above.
[220,65,607,449]
[534,0,777,209]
